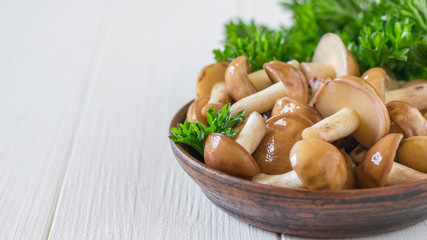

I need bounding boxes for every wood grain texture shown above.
[48,0,277,239]
[0,0,105,239]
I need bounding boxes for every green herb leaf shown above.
[169,103,245,156]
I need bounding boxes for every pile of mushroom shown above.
[189,32,427,190]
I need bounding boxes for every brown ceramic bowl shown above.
[169,101,427,238]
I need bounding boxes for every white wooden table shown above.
[0,0,426,239]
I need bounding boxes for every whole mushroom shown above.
[225,56,257,101]
[252,113,313,175]
[204,112,266,178]
[196,62,229,97]
[312,75,390,148]
[253,139,348,190]
[397,136,427,173]
[357,134,427,188]
[387,100,427,137]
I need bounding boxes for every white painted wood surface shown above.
[0,0,426,239]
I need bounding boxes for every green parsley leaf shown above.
[169,103,245,156]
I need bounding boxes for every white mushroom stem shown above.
[248,70,272,91]
[386,162,427,186]
[201,82,231,117]
[300,62,336,81]
[231,82,287,117]
[302,107,360,142]
[252,171,306,189]
[235,112,267,154]
[385,83,427,111]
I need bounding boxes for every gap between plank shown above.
[43,0,118,239]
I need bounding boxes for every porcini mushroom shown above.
[187,96,210,125]
[252,113,313,175]
[361,67,389,101]
[271,97,323,123]
[201,82,231,117]
[253,139,348,190]
[357,134,427,188]
[263,61,309,103]
[196,62,229,97]
[385,83,427,111]
[225,56,257,101]
[204,112,266,178]
[397,136,427,173]
[387,101,427,137]
[312,33,360,77]
[340,149,357,189]
[302,107,360,142]
[313,76,390,148]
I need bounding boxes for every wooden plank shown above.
[0,0,107,239]
[48,0,276,239]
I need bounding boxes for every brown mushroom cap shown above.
[387,100,427,137]
[197,62,229,97]
[313,75,390,148]
[312,33,360,77]
[357,134,403,188]
[397,136,427,173]
[361,67,389,101]
[272,97,323,123]
[290,139,348,190]
[253,113,313,175]
[186,96,210,125]
[204,133,260,179]
[263,61,309,104]
[225,56,257,101]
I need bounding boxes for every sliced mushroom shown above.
[225,56,257,101]
[361,67,389,101]
[312,33,360,77]
[302,107,360,142]
[300,62,336,81]
[387,101,427,137]
[201,82,231,117]
[263,61,309,103]
[187,96,210,125]
[313,76,390,148]
[204,112,266,178]
[252,113,313,175]
[230,82,287,117]
[271,97,323,123]
[197,62,229,97]
[357,134,427,188]
[253,139,348,190]
[397,136,427,173]
[385,83,427,111]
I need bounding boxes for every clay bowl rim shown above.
[169,100,427,199]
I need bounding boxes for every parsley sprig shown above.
[213,0,427,80]
[169,104,245,156]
